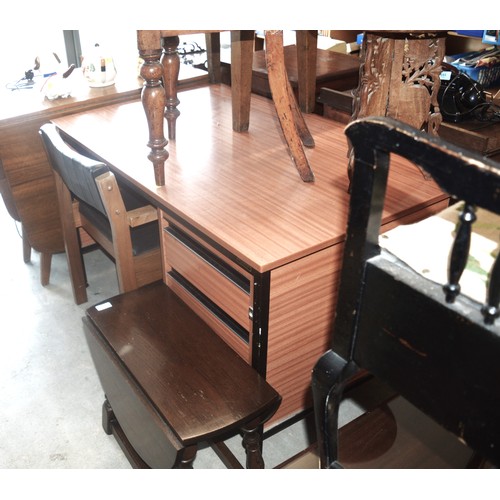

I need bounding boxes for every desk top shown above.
[52,84,447,272]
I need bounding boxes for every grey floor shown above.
[0,198,373,471]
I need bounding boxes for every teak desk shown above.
[52,84,448,426]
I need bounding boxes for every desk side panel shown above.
[267,243,343,426]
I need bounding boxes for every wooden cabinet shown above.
[53,85,449,427]
[0,70,143,259]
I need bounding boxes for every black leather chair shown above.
[40,123,162,304]
[312,116,500,468]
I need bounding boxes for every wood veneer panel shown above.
[163,230,250,328]
[267,244,343,425]
[165,276,251,362]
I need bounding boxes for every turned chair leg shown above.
[241,423,266,469]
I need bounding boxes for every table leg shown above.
[230,30,254,132]
[161,36,181,141]
[296,30,318,113]
[139,47,168,186]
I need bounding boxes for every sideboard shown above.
[0,69,146,281]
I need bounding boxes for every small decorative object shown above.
[43,64,76,100]
[82,43,117,87]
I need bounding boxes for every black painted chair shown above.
[312,116,500,468]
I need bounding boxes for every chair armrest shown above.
[127,205,158,227]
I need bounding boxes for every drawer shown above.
[162,223,252,333]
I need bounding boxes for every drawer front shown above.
[163,223,252,336]
[165,274,250,361]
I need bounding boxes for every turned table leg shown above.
[161,36,181,141]
[242,427,265,469]
[139,47,168,186]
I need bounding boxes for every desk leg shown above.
[139,49,168,186]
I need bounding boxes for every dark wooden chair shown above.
[83,281,281,468]
[312,116,500,469]
[39,123,162,305]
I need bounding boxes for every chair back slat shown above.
[443,203,476,303]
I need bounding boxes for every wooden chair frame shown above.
[41,124,162,305]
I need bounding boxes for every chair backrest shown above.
[39,123,109,217]
[314,116,500,467]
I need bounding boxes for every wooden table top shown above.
[52,84,447,273]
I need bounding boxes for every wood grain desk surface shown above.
[52,84,447,273]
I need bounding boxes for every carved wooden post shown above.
[349,31,447,182]
[443,203,476,303]
[483,250,500,324]
[138,31,168,187]
[353,31,446,133]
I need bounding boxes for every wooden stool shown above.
[83,281,281,468]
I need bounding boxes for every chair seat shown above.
[83,281,280,467]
